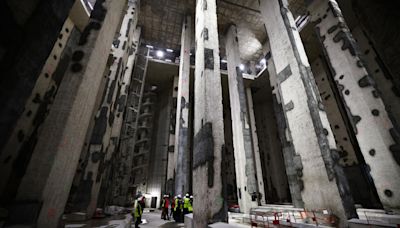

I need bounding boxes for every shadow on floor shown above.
[158,222,184,227]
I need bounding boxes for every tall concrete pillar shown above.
[15,0,126,226]
[166,76,179,195]
[259,0,356,224]
[267,54,303,205]
[309,0,400,211]
[102,27,141,207]
[97,28,141,209]
[193,0,227,226]
[174,16,192,196]
[246,87,266,205]
[0,18,75,198]
[78,2,140,217]
[225,25,259,212]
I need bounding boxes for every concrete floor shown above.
[64,210,252,227]
[137,211,251,228]
[140,211,184,228]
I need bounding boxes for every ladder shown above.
[119,46,149,199]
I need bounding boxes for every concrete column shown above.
[0,0,75,161]
[15,0,126,226]
[259,0,356,224]
[80,3,140,217]
[225,25,259,213]
[267,56,303,205]
[246,87,266,205]
[193,0,227,226]
[174,16,192,196]
[309,0,400,211]
[102,27,141,207]
[0,18,74,197]
[351,27,400,127]
[166,76,179,195]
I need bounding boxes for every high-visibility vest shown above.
[184,197,190,209]
[189,199,193,212]
[174,199,179,211]
[179,199,183,209]
[134,201,142,218]
[161,199,165,208]
[188,202,193,212]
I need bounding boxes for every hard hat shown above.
[185,193,189,197]
[190,195,193,199]
[177,194,181,198]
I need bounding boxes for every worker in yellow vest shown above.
[174,195,183,222]
[183,193,190,215]
[133,197,143,228]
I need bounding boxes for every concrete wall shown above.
[147,86,172,208]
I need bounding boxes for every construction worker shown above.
[161,195,166,219]
[188,195,193,213]
[174,195,183,222]
[133,196,143,228]
[161,194,170,220]
[183,193,190,215]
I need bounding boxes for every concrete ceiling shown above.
[138,0,194,52]
[138,0,308,61]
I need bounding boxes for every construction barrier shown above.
[250,207,337,227]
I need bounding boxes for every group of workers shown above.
[131,193,193,227]
[161,193,193,222]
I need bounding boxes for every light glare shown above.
[156,50,164,58]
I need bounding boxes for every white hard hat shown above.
[177,194,181,198]
[185,193,189,197]
[190,195,193,199]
